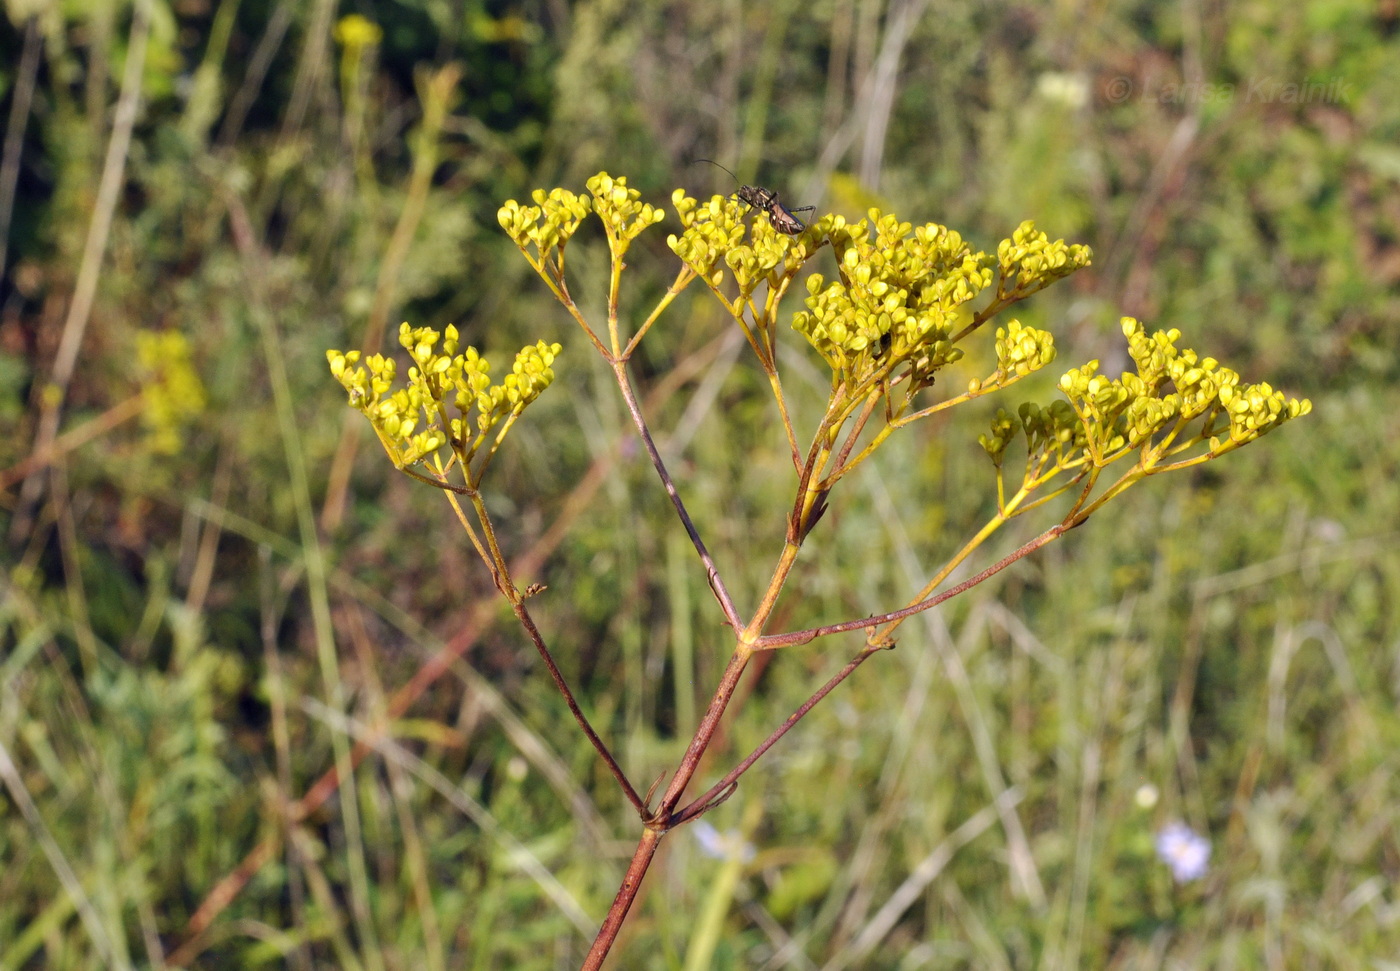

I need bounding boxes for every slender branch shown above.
[680,781,739,823]
[466,491,513,584]
[759,269,799,360]
[472,406,531,485]
[701,279,743,323]
[525,254,609,359]
[440,486,498,587]
[752,290,802,470]
[1065,464,1104,521]
[509,596,646,813]
[610,360,742,629]
[398,464,471,493]
[655,646,754,816]
[732,301,769,367]
[466,491,646,813]
[1067,459,1154,522]
[764,370,803,471]
[759,288,780,358]
[672,640,888,825]
[756,523,1069,648]
[743,540,804,648]
[887,365,1043,433]
[828,418,900,485]
[623,266,698,359]
[1009,473,1084,517]
[1155,449,1217,474]
[824,390,881,487]
[606,247,625,356]
[955,273,1053,343]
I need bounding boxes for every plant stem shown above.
[673,641,887,825]
[580,830,661,971]
[511,599,647,813]
[757,523,1069,648]
[582,646,754,968]
[611,360,742,628]
[658,647,755,815]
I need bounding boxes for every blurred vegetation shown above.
[1,0,1397,968]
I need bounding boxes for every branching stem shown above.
[610,359,743,629]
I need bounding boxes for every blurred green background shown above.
[2,0,1398,967]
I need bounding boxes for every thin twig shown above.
[611,360,742,628]
[757,524,1070,648]
[510,596,647,813]
[673,640,888,826]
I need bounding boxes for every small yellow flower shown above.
[328,326,563,483]
[334,15,383,49]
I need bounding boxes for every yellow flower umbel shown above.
[499,173,668,359]
[320,175,1317,968]
[668,189,834,370]
[1057,316,1311,466]
[980,316,1312,521]
[327,323,561,491]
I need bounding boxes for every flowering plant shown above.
[331,171,1308,967]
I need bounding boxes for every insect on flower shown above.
[694,158,815,236]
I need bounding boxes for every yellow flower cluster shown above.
[790,211,993,390]
[980,316,1309,489]
[993,319,1058,382]
[1055,317,1311,464]
[979,400,1084,470]
[498,172,666,270]
[327,323,561,479]
[996,221,1093,296]
[667,191,828,297]
[587,172,665,255]
[498,187,591,267]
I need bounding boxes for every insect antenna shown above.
[689,158,813,236]
[692,158,741,184]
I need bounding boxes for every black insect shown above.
[694,159,815,236]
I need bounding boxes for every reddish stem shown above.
[757,524,1069,648]
[581,830,661,971]
[674,641,887,825]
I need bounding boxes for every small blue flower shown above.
[1155,821,1210,883]
[692,820,755,863]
